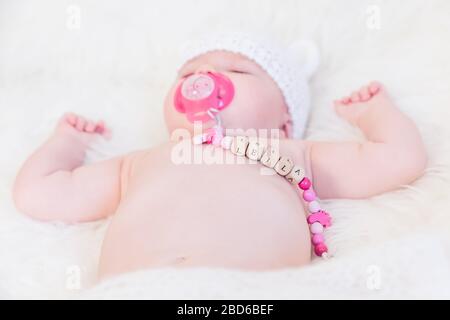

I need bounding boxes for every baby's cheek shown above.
[164,90,189,133]
[242,93,279,127]
[221,98,269,131]
[222,79,264,126]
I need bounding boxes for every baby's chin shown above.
[220,119,284,137]
[165,116,286,139]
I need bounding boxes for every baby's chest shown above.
[122,141,308,213]
[125,159,301,215]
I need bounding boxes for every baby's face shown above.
[164,51,292,138]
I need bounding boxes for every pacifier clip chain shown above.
[193,128,332,259]
[175,71,332,259]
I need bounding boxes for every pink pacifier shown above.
[174,72,235,125]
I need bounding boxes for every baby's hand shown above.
[55,113,111,140]
[333,81,382,126]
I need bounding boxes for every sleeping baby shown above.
[13,33,427,280]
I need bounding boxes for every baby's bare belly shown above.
[98,142,311,280]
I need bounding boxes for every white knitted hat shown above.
[178,32,320,138]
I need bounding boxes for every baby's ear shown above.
[287,39,320,79]
[281,112,294,139]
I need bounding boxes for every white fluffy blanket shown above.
[1,0,450,299]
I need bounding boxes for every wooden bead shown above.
[260,146,280,168]
[274,156,294,176]
[286,166,305,185]
[245,141,266,161]
[230,136,249,156]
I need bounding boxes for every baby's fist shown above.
[56,113,111,139]
[333,81,382,126]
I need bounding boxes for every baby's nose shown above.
[195,64,217,74]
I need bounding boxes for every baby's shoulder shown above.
[122,140,179,166]
[277,138,313,177]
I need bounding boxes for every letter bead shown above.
[286,166,305,185]
[260,146,280,168]
[274,157,294,176]
[246,142,266,161]
[231,136,249,156]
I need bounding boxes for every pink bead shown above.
[312,234,324,245]
[307,210,332,228]
[308,201,321,213]
[298,177,311,190]
[212,133,224,146]
[314,243,328,257]
[204,127,222,145]
[303,189,316,202]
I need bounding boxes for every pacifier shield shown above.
[174,72,235,124]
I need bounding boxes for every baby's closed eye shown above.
[227,61,257,75]
[229,69,248,74]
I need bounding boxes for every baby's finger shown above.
[76,116,87,131]
[369,81,381,95]
[94,120,105,134]
[359,86,371,101]
[85,121,97,133]
[65,113,77,126]
[96,121,112,140]
[350,91,361,103]
[341,97,351,104]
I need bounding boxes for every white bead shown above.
[221,136,233,150]
[274,157,294,177]
[286,166,305,185]
[193,134,206,145]
[245,141,266,161]
[231,136,249,156]
[260,146,280,168]
[310,222,324,234]
[308,201,321,213]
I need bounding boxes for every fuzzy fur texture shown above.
[1,0,450,299]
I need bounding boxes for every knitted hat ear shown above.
[287,39,320,79]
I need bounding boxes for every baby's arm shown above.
[309,82,427,199]
[13,113,123,223]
